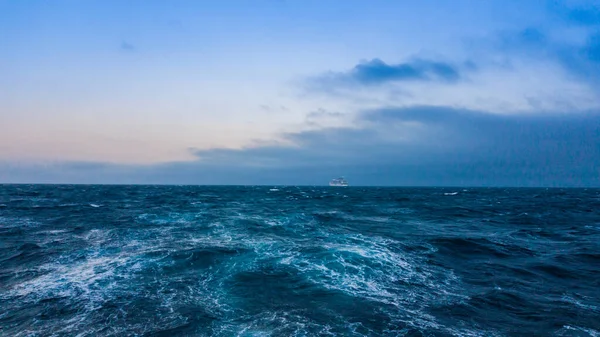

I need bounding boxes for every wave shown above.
[0,185,598,336]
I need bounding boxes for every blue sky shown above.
[1,0,599,186]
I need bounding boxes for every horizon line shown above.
[1,183,598,189]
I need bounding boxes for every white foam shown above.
[562,295,600,312]
[0,216,41,228]
[136,212,200,225]
[561,325,600,337]
[211,311,335,337]
[10,255,130,299]
[273,233,467,333]
[3,233,196,336]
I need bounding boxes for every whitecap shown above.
[562,295,600,312]
[36,229,69,235]
[560,325,600,337]
[274,233,467,333]
[0,216,41,228]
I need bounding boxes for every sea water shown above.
[0,185,599,336]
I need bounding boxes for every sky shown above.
[1,0,599,186]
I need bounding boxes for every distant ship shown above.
[329,177,348,186]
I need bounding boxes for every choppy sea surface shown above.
[0,185,599,337]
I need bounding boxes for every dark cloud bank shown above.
[3,106,599,187]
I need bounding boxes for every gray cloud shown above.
[483,26,600,86]
[189,106,600,187]
[548,2,600,27]
[544,3,600,84]
[5,106,598,187]
[310,58,465,89]
[120,42,136,52]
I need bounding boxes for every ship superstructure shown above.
[329,177,348,186]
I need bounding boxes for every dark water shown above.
[0,185,599,336]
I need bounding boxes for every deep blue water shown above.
[0,185,599,336]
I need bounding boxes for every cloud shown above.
[494,28,548,53]
[543,2,600,83]
[192,106,600,186]
[259,105,289,114]
[582,33,600,63]
[312,58,464,88]
[306,108,344,119]
[505,26,599,73]
[549,2,600,26]
[304,109,346,127]
[3,2,600,187]
[467,25,600,98]
[120,42,136,52]
[8,106,597,186]
[553,34,600,89]
[300,22,599,114]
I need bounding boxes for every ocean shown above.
[0,185,598,336]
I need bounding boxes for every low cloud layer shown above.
[189,106,600,186]
[4,106,598,187]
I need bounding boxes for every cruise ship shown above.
[329,177,348,186]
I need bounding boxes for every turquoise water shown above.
[1,185,599,336]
